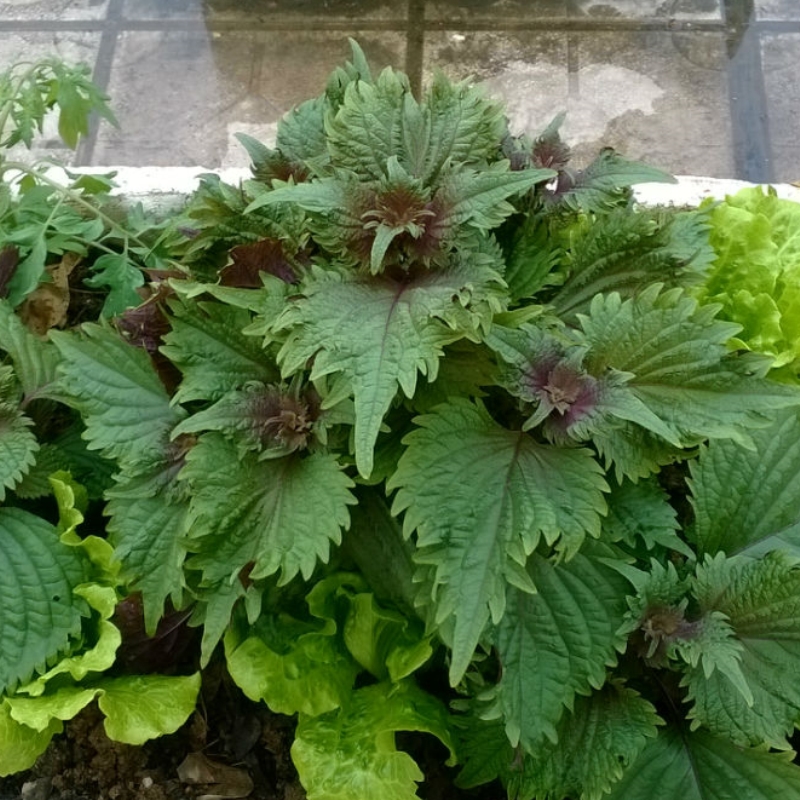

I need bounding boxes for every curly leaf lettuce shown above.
[698,186,800,377]
[291,681,456,800]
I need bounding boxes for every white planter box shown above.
[31,167,800,212]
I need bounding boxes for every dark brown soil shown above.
[2,667,500,800]
[1,667,306,800]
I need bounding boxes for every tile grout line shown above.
[566,32,580,100]
[723,0,774,182]
[75,0,123,167]
[406,0,425,97]
[2,17,772,33]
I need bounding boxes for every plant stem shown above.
[1,159,182,269]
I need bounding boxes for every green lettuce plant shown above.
[4,41,800,799]
[695,185,800,381]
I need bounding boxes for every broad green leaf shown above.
[341,489,417,614]
[388,398,608,683]
[97,673,201,745]
[0,403,37,500]
[489,550,630,749]
[684,552,800,748]
[105,470,190,634]
[454,717,519,794]
[412,71,506,182]
[439,164,556,232]
[581,285,800,447]
[688,408,800,557]
[16,584,120,697]
[6,685,99,732]
[277,95,328,166]
[225,617,358,717]
[291,681,456,800]
[591,420,684,483]
[325,66,412,181]
[406,338,496,413]
[342,592,432,682]
[182,433,355,584]
[514,684,660,800]
[0,701,62,777]
[557,149,676,213]
[41,425,115,501]
[603,477,693,557]
[51,324,186,470]
[604,727,800,800]
[161,299,278,404]
[550,208,710,321]
[244,176,348,216]
[9,442,67,499]
[0,298,60,398]
[83,253,145,317]
[503,215,561,302]
[0,508,89,695]
[278,268,498,477]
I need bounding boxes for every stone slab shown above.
[568,0,723,20]
[91,30,406,168]
[423,30,569,144]
[121,0,408,23]
[571,30,733,176]
[755,1,800,21]
[425,27,733,177]
[424,0,567,23]
[0,0,107,21]
[761,33,800,181]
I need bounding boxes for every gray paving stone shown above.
[761,33,800,180]
[92,30,406,167]
[0,0,788,181]
[424,0,567,22]
[423,30,569,143]
[121,0,408,22]
[425,27,733,177]
[755,1,800,21]
[0,0,107,20]
[570,30,733,176]
[569,0,723,19]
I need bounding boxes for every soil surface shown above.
[1,665,306,800]
[1,665,499,800]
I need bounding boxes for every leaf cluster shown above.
[4,41,800,800]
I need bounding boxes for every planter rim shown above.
[23,166,800,209]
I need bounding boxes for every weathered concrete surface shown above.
[0,0,796,181]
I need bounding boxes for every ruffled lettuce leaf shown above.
[698,186,800,375]
[291,681,456,800]
[0,701,62,777]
